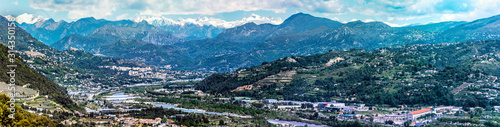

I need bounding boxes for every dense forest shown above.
[196,40,500,108]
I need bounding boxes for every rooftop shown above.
[411,108,431,115]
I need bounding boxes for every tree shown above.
[404,120,412,127]
[473,108,483,117]
[218,119,225,125]
[17,119,32,127]
[252,102,265,108]
[385,120,394,125]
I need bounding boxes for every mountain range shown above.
[0,15,76,108]
[0,15,160,108]
[10,13,500,73]
[50,22,185,53]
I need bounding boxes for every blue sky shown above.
[2,0,500,27]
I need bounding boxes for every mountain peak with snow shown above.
[4,13,47,24]
[132,13,283,28]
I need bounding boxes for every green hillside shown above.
[0,45,77,109]
[196,40,500,108]
[0,94,62,126]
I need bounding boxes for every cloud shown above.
[29,0,118,19]
[282,0,347,13]
[283,0,477,21]
[363,19,375,22]
[439,0,500,21]
[116,13,129,20]
[29,0,289,19]
[132,0,288,16]
[26,0,500,23]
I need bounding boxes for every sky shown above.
[1,0,500,27]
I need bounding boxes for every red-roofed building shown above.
[408,108,432,121]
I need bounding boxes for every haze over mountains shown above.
[9,13,500,72]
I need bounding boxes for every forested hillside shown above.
[197,40,500,108]
[0,94,62,126]
[0,45,77,109]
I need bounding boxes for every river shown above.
[109,92,327,126]
[149,103,329,126]
[148,103,253,118]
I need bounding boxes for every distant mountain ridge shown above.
[11,13,500,72]
[17,17,136,45]
[132,13,283,28]
[185,13,500,72]
[401,21,467,32]
[0,15,159,108]
[51,22,185,53]
[214,13,343,43]
[13,13,284,42]
[0,16,77,109]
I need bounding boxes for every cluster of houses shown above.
[232,97,486,126]
[373,106,462,126]
[61,115,184,127]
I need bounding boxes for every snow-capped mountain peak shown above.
[4,13,47,24]
[132,13,283,28]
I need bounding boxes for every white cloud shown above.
[29,0,118,19]
[135,0,288,16]
[388,17,395,21]
[282,0,347,13]
[132,13,283,28]
[12,1,18,5]
[26,0,500,24]
[406,0,442,15]
[116,13,129,20]
[363,19,375,22]
[29,0,289,19]
[440,0,500,21]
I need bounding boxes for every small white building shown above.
[494,106,500,112]
[263,99,278,104]
[315,102,345,108]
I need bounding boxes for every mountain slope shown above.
[196,40,500,107]
[439,14,500,42]
[0,44,77,109]
[51,22,184,53]
[0,16,78,109]
[173,13,345,66]
[190,21,436,72]
[401,21,467,32]
[214,13,343,43]
[17,17,136,45]
[0,15,158,89]
[158,23,225,40]
[99,39,192,66]
[188,14,500,72]
[0,94,61,126]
